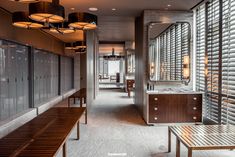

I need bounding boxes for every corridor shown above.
[58,89,235,157]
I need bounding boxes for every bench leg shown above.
[85,108,87,124]
[128,90,130,97]
[176,138,180,157]
[63,142,67,157]
[80,97,82,107]
[77,122,80,140]
[188,149,192,157]
[74,98,76,104]
[168,127,171,152]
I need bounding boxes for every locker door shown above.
[0,41,9,120]
[8,42,17,117]
[16,46,24,113]
[34,50,40,106]
[22,47,29,110]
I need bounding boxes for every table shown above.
[0,107,85,157]
[168,125,235,157]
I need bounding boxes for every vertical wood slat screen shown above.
[153,23,190,80]
[222,0,235,124]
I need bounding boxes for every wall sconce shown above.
[150,62,155,76]
[205,55,208,76]
[183,55,190,79]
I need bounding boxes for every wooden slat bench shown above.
[68,88,87,124]
[0,107,85,157]
[168,125,235,157]
[68,88,86,107]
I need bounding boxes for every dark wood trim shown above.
[99,41,125,45]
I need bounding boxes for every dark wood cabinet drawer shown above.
[187,95,202,105]
[148,94,202,124]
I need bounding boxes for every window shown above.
[221,0,235,124]
[195,0,235,124]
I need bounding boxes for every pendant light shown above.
[9,0,39,3]
[68,12,97,30]
[103,48,123,61]
[12,11,44,29]
[29,0,65,23]
[50,22,75,34]
[65,41,86,50]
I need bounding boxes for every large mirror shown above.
[148,22,191,82]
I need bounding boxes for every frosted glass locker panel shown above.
[0,41,10,120]
[34,49,59,107]
[61,56,73,94]
[0,40,29,121]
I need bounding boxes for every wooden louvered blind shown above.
[195,0,235,124]
[205,0,220,123]
[221,0,235,124]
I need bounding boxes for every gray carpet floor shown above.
[57,89,235,157]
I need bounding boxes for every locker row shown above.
[0,40,74,121]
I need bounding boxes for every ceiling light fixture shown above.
[89,7,98,11]
[65,41,86,50]
[68,12,97,30]
[9,0,39,3]
[50,22,75,34]
[12,11,44,29]
[103,48,124,60]
[112,8,116,11]
[29,0,65,23]
[167,4,171,7]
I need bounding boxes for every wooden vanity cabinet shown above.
[147,94,202,124]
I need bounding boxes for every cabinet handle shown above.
[193,116,197,120]
[154,117,158,120]
[154,107,158,111]
[193,107,197,110]
[193,97,197,100]
[154,98,158,101]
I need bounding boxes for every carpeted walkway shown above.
[57,89,235,157]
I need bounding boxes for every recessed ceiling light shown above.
[112,8,116,11]
[71,7,75,11]
[167,4,171,7]
[89,7,98,11]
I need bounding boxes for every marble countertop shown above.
[146,88,203,94]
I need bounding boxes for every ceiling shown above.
[0,0,201,42]
[99,43,124,55]
[149,23,172,39]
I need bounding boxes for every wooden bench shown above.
[68,88,87,124]
[168,125,235,157]
[0,107,85,157]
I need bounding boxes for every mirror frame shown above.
[147,21,191,84]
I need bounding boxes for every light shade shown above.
[9,0,39,3]
[12,11,44,29]
[68,12,97,29]
[50,22,75,34]
[65,41,86,50]
[29,1,65,23]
